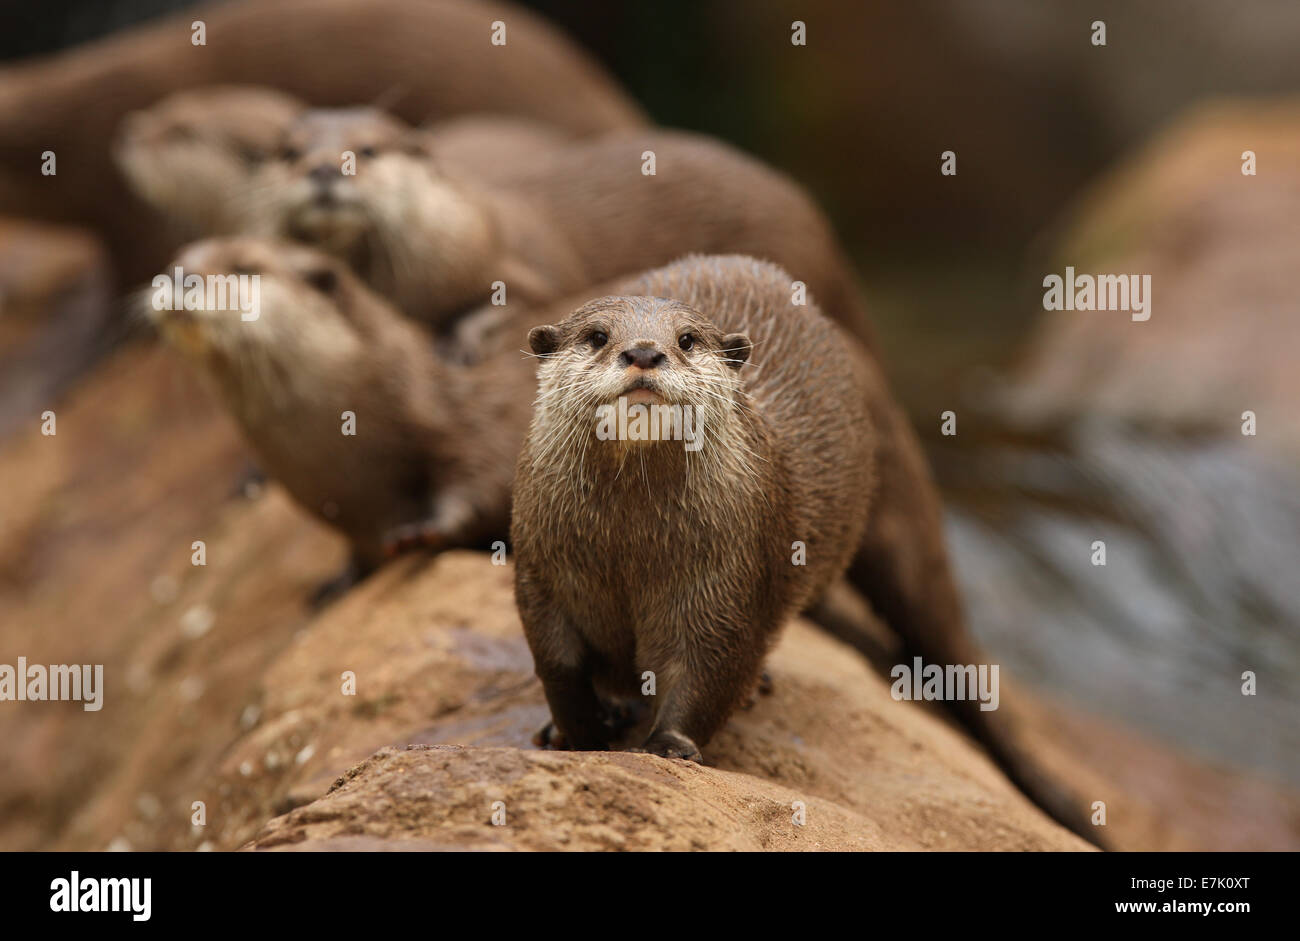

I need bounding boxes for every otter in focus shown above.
[113,86,305,238]
[512,254,1102,845]
[512,254,876,759]
[145,236,536,593]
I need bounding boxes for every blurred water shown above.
[939,420,1300,782]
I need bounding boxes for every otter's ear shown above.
[303,267,338,295]
[528,325,561,356]
[720,333,752,369]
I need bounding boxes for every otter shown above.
[144,236,537,594]
[113,86,305,239]
[243,107,587,337]
[512,255,875,759]
[242,110,875,351]
[511,254,1103,846]
[0,0,648,289]
[113,92,574,322]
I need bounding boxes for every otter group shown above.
[37,0,1102,846]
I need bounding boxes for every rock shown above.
[0,217,111,440]
[0,342,342,850]
[215,549,1088,852]
[247,745,886,852]
[3,342,1295,851]
[233,557,1088,852]
[1006,98,1300,457]
[951,100,1300,797]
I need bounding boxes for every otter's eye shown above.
[359,146,376,159]
[678,333,695,351]
[304,268,338,294]
[279,146,300,162]
[589,331,609,350]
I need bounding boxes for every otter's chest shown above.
[540,481,763,647]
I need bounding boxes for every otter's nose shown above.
[309,163,339,186]
[620,346,665,370]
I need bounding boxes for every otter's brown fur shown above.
[113,86,305,238]
[243,107,588,334]
[511,255,877,758]
[243,112,874,348]
[511,254,1102,845]
[0,0,647,287]
[147,236,536,582]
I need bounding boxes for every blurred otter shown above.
[145,236,537,596]
[512,254,1102,845]
[113,88,573,261]
[243,107,586,335]
[113,86,305,238]
[0,0,648,289]
[243,109,875,348]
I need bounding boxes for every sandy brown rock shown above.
[1015,691,1300,852]
[3,343,1296,852]
[235,558,1089,852]
[0,342,342,850]
[248,745,887,852]
[0,217,111,439]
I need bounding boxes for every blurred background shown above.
[1,0,1297,849]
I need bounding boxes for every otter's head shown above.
[113,87,304,235]
[527,297,752,455]
[250,107,484,260]
[145,237,380,405]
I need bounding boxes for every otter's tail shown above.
[842,391,1107,849]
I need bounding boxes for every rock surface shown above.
[0,217,111,440]
[1006,98,1300,456]
[2,339,1297,851]
[232,553,1086,853]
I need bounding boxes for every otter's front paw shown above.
[640,730,703,763]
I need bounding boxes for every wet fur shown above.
[512,256,877,757]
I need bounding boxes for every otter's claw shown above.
[640,730,703,763]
